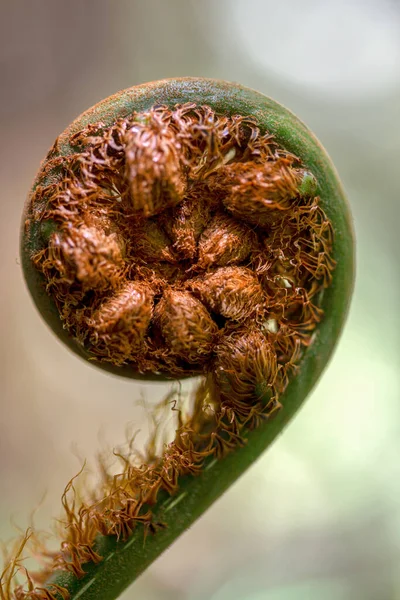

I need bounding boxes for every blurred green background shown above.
[0,1,399,598]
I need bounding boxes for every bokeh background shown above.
[1,1,399,598]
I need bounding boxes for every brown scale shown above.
[43,225,125,293]
[213,328,280,404]
[86,282,155,365]
[197,211,257,268]
[159,194,212,260]
[131,262,184,289]
[121,111,187,217]
[186,266,265,322]
[131,219,176,264]
[208,158,307,227]
[153,289,218,364]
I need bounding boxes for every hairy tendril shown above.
[5,79,354,600]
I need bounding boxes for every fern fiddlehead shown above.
[2,78,354,600]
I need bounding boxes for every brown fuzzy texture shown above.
[154,289,218,364]
[187,266,265,322]
[121,110,186,217]
[214,328,279,403]
[3,103,336,600]
[38,225,124,292]
[160,194,212,260]
[86,282,154,365]
[197,212,257,268]
[131,220,176,264]
[213,158,307,226]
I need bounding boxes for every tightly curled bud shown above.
[132,220,176,263]
[153,289,218,364]
[187,266,264,322]
[46,225,124,291]
[297,170,318,197]
[123,112,186,217]
[214,329,279,403]
[84,212,126,245]
[197,212,257,268]
[160,195,211,260]
[212,159,315,227]
[23,83,340,384]
[87,282,154,365]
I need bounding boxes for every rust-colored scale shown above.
[2,103,336,600]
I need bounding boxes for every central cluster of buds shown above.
[31,103,334,404]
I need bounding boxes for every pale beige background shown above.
[1,1,399,599]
